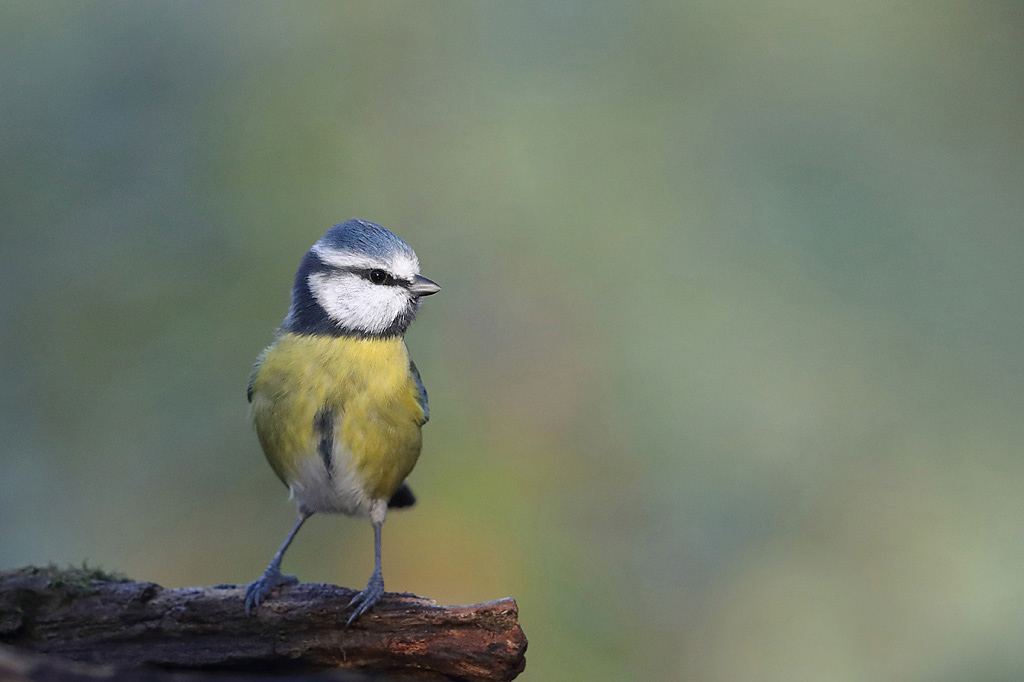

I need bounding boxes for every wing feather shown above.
[409,358,429,425]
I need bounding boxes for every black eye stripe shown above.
[314,261,409,287]
[361,268,406,287]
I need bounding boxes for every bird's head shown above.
[283,219,440,338]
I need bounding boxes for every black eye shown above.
[368,269,389,285]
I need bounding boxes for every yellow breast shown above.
[249,333,425,505]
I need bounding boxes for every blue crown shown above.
[318,219,416,260]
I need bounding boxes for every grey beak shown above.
[410,274,441,297]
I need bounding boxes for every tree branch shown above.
[0,567,527,682]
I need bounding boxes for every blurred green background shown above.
[3,2,1024,680]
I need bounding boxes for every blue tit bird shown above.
[243,218,440,624]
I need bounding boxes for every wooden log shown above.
[0,643,377,681]
[0,567,527,682]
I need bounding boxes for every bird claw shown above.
[346,573,384,625]
[244,570,298,614]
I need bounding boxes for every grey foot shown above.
[346,573,384,625]
[244,569,298,614]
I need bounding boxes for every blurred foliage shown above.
[2,2,1024,680]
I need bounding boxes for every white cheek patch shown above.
[308,272,411,334]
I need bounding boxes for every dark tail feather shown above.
[388,482,416,509]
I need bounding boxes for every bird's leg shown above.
[347,502,387,625]
[244,510,311,614]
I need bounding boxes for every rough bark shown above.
[0,567,526,682]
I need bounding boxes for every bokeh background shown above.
[3,2,1024,680]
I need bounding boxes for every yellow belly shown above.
[249,333,425,510]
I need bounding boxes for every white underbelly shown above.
[287,446,374,517]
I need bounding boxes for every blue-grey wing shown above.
[409,358,429,425]
[247,348,267,403]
